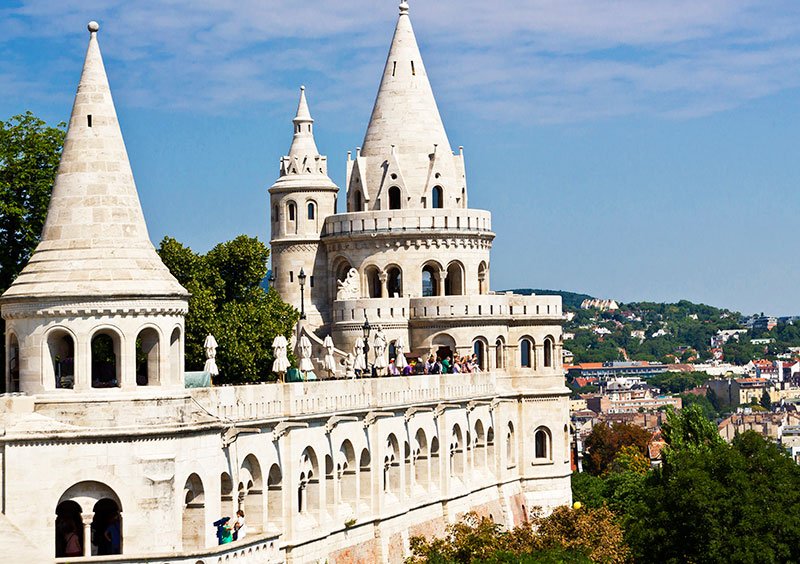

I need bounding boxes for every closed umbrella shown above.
[395,336,408,371]
[323,335,337,378]
[298,334,314,375]
[271,334,290,381]
[203,334,219,376]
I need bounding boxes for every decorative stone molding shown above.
[272,421,309,442]
[222,426,262,447]
[1,298,188,319]
[403,406,432,422]
[363,410,394,428]
[325,415,359,433]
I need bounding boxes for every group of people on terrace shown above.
[383,353,482,377]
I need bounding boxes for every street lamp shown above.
[362,315,371,376]
[298,268,307,320]
[267,272,275,288]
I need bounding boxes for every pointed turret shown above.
[2,22,186,300]
[288,86,320,159]
[361,1,452,159]
[347,2,466,211]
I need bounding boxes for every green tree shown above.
[660,404,722,459]
[760,389,772,411]
[157,235,299,383]
[583,422,651,476]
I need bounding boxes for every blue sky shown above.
[1,0,799,315]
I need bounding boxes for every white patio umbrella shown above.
[271,334,290,378]
[203,334,219,376]
[298,334,314,374]
[323,335,337,378]
[353,337,366,375]
[395,336,408,371]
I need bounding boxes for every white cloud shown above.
[1,0,799,123]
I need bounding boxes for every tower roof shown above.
[288,86,320,159]
[1,22,187,302]
[360,1,453,159]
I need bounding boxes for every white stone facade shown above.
[0,5,572,564]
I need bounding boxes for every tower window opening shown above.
[87,115,92,127]
[392,61,397,76]
[411,61,416,76]
[310,276,314,288]
[288,203,296,221]
[307,202,315,220]
[308,124,312,132]
[290,271,294,283]
[388,186,402,210]
[432,186,443,209]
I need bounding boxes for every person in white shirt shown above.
[234,509,247,541]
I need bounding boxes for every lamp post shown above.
[362,315,371,377]
[267,272,275,288]
[298,268,307,320]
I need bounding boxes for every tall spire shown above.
[2,22,186,300]
[288,85,320,158]
[360,1,452,158]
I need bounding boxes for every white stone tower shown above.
[1,22,189,394]
[269,87,338,328]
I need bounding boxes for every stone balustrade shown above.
[321,209,492,238]
[196,373,497,422]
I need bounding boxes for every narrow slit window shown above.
[411,61,416,75]
[290,271,294,283]
[310,276,315,288]
[87,115,93,127]
[392,61,397,77]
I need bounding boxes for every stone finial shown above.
[87,21,100,33]
[399,1,409,15]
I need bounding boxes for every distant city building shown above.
[707,377,773,408]
[566,361,668,381]
[746,316,778,332]
[710,329,748,348]
[580,299,619,311]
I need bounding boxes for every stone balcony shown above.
[321,208,493,239]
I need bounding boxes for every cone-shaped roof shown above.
[360,1,453,158]
[2,23,187,301]
[288,86,320,158]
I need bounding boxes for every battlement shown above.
[321,209,493,239]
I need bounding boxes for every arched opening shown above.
[135,328,160,386]
[386,265,402,297]
[486,427,496,475]
[519,338,533,368]
[535,427,552,460]
[241,455,264,534]
[404,441,412,498]
[495,338,504,370]
[307,201,316,220]
[339,440,357,510]
[506,423,516,468]
[333,258,355,301]
[220,473,234,518]
[92,498,122,555]
[7,332,20,393]
[432,186,443,209]
[544,337,554,368]
[388,186,402,210]
[421,263,442,297]
[413,429,429,493]
[430,436,441,490]
[55,500,83,557]
[325,455,335,516]
[299,447,319,520]
[287,201,297,234]
[182,474,205,551]
[46,329,75,390]
[267,465,283,530]
[478,261,488,295]
[445,262,464,296]
[472,339,487,371]
[451,425,465,479]
[170,328,181,385]
[91,331,120,388]
[474,421,486,470]
[354,190,364,212]
[384,434,400,495]
[364,265,382,298]
[359,449,372,508]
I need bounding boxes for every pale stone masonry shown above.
[0,5,572,564]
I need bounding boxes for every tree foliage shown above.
[0,112,66,292]
[406,508,629,564]
[157,235,298,383]
[583,422,651,476]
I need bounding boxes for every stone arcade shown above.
[0,5,571,564]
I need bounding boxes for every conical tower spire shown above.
[288,85,320,158]
[360,1,452,158]
[2,22,186,300]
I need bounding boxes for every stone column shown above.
[437,270,447,296]
[379,270,388,298]
[81,513,94,557]
[75,336,92,391]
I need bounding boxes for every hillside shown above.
[506,288,594,310]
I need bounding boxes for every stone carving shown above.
[336,268,360,300]
[373,325,388,373]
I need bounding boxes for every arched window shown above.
[495,338,504,370]
[299,447,319,519]
[388,186,402,210]
[430,436,441,488]
[384,434,401,494]
[478,261,488,295]
[451,425,465,478]
[91,331,120,388]
[241,455,264,534]
[46,329,75,390]
[432,186,443,209]
[170,328,181,386]
[414,429,429,491]
[473,339,487,371]
[544,337,554,368]
[307,202,316,220]
[354,190,363,212]
[507,422,516,467]
[445,262,464,296]
[56,482,123,557]
[386,266,402,297]
[520,338,532,368]
[365,266,382,298]
[182,474,205,551]
[359,449,371,506]
[267,465,283,529]
[422,265,439,297]
[535,428,551,460]
[288,202,296,221]
[7,333,20,392]
[220,473,234,516]
[339,441,357,509]
[135,328,160,386]
[272,204,278,224]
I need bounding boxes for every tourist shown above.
[213,517,232,545]
[233,509,247,541]
[452,359,461,373]
[388,359,400,376]
[402,360,413,376]
[63,520,82,557]
[442,356,452,374]
[105,512,121,554]
[414,358,425,375]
